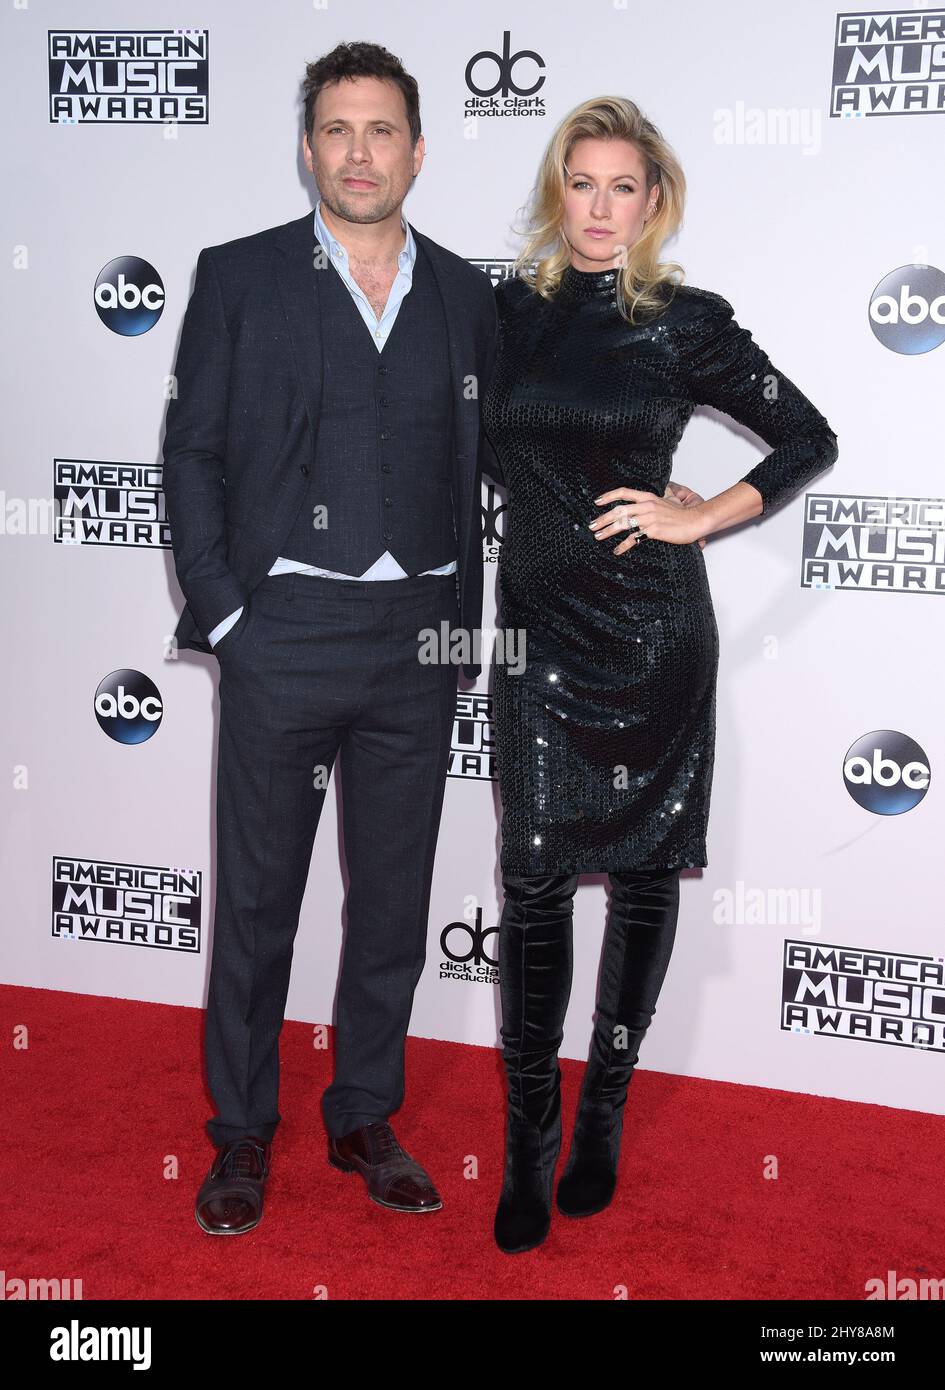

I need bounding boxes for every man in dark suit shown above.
[162,42,499,1234]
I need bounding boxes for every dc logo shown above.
[868,265,945,355]
[94,256,165,336]
[481,482,506,546]
[843,729,930,815]
[465,31,545,99]
[94,669,164,744]
[440,910,498,967]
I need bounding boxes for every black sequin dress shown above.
[481,265,838,874]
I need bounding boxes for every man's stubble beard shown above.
[316,172,414,227]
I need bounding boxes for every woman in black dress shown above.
[480,96,839,1254]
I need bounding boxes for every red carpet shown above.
[1,983,941,1300]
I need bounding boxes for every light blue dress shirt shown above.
[206,199,457,648]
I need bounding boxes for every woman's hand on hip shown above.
[590,486,707,556]
[664,481,708,548]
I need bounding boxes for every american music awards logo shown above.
[782,940,945,1050]
[467,257,521,288]
[448,693,496,780]
[48,29,209,124]
[801,493,945,593]
[52,857,203,952]
[830,10,945,117]
[54,459,169,548]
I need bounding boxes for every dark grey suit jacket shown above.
[162,209,503,680]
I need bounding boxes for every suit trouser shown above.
[204,568,460,1145]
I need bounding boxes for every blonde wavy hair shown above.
[512,95,686,323]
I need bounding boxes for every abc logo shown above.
[465,31,545,98]
[94,669,164,744]
[843,729,930,815]
[868,265,945,355]
[94,256,165,336]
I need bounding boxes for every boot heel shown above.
[556,1085,626,1217]
[493,872,578,1254]
[556,1141,619,1217]
[494,1078,562,1254]
[328,1152,355,1173]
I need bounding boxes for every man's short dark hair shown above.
[302,42,421,146]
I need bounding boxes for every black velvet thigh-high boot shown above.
[494,872,579,1254]
[556,867,680,1218]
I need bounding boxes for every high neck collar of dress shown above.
[559,262,620,301]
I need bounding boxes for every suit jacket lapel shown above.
[273,211,325,453]
[409,224,478,514]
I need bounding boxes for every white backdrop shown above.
[3,0,943,1116]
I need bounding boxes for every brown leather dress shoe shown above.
[195,1136,272,1235]
[328,1121,442,1212]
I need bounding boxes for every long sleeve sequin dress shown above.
[481,265,838,875]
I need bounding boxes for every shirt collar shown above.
[314,197,415,271]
